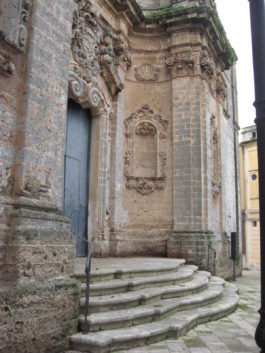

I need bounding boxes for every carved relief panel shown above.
[216,73,227,101]
[210,115,221,199]
[135,63,160,81]
[69,0,131,106]
[0,0,32,52]
[124,104,168,195]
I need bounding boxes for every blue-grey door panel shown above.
[64,100,92,257]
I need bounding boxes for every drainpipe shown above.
[231,66,240,280]
[248,0,265,351]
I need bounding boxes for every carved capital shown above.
[165,52,195,77]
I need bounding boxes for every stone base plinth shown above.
[93,229,170,257]
[0,278,80,353]
[0,196,80,352]
[167,231,242,279]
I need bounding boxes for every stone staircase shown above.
[68,258,238,353]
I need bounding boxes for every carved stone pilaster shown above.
[0,0,32,52]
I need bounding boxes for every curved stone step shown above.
[79,280,223,331]
[80,271,210,313]
[70,284,238,353]
[75,258,185,283]
[82,265,198,296]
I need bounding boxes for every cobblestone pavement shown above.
[118,270,261,353]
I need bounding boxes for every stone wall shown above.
[0,0,80,351]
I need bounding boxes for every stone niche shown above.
[124,104,168,195]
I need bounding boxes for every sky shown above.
[215,0,256,129]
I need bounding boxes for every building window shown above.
[253,221,257,227]
[251,174,257,181]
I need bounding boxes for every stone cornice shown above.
[106,0,236,71]
[106,0,144,26]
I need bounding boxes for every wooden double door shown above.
[64,100,92,257]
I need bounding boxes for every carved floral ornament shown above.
[124,104,168,195]
[69,0,132,109]
[200,53,215,81]
[164,51,218,85]
[135,63,160,81]
[165,52,195,77]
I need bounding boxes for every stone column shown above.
[0,0,80,351]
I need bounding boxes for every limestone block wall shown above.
[108,32,173,256]
[172,75,203,232]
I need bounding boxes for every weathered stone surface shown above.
[0,0,241,350]
[69,257,238,353]
[0,277,80,353]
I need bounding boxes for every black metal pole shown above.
[249,1,265,351]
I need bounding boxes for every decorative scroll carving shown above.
[70,0,127,98]
[135,63,160,81]
[0,52,15,76]
[200,53,214,81]
[165,52,195,77]
[210,115,221,199]
[216,73,227,99]
[0,0,32,52]
[69,67,111,116]
[124,104,168,195]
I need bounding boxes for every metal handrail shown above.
[83,240,92,334]
[207,243,216,276]
[72,232,92,334]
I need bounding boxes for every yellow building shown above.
[240,125,260,267]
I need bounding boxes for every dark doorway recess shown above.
[64,99,92,257]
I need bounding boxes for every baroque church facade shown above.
[0,0,241,351]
